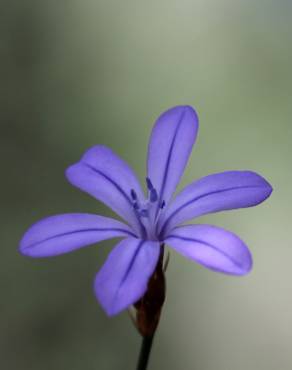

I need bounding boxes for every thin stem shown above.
[136,335,154,370]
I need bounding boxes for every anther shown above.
[160,200,165,209]
[146,177,154,190]
[150,189,158,202]
[130,189,137,200]
[146,177,158,202]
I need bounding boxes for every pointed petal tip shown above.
[168,104,198,113]
[94,275,146,317]
[245,170,272,186]
[65,163,79,186]
[265,183,273,200]
[94,288,127,317]
[246,170,273,201]
[213,240,253,276]
[182,104,199,118]
[80,145,116,164]
[18,243,31,257]
[65,165,72,180]
[18,243,46,259]
[202,248,253,277]
[18,230,39,258]
[18,240,30,257]
[231,251,253,276]
[240,171,273,206]
[161,105,199,125]
[264,178,273,196]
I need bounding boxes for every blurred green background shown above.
[1,1,291,369]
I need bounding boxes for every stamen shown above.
[160,200,165,209]
[150,188,158,202]
[146,177,158,203]
[146,177,154,190]
[130,189,137,200]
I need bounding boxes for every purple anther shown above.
[146,177,154,190]
[150,189,158,202]
[130,189,137,200]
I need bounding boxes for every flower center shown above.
[130,178,165,240]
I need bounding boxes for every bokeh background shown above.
[1,1,291,369]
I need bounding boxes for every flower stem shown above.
[136,334,154,370]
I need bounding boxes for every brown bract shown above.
[134,245,166,337]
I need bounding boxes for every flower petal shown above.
[159,171,272,237]
[94,237,160,316]
[165,225,252,275]
[147,106,199,214]
[19,214,135,257]
[66,145,146,237]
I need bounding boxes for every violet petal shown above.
[94,237,160,316]
[19,213,135,257]
[66,145,146,236]
[147,106,199,214]
[159,170,272,236]
[165,225,252,275]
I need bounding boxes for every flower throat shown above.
[130,178,165,240]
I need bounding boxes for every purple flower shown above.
[19,106,272,316]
